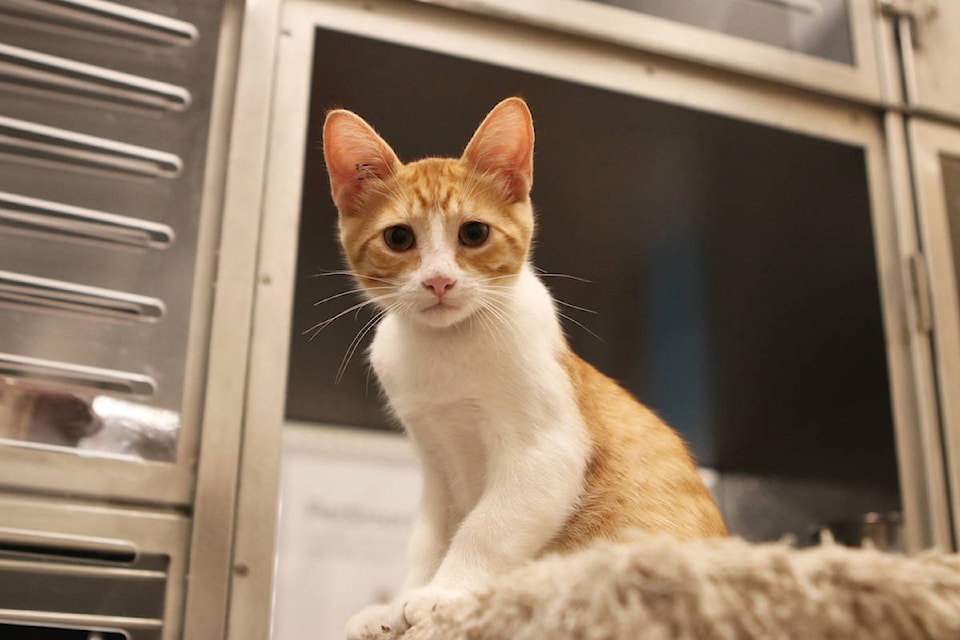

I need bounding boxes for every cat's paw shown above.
[345,602,405,640]
[399,586,467,629]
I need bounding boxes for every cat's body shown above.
[322,98,726,639]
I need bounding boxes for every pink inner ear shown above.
[323,110,400,215]
[462,98,535,201]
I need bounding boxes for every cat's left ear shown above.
[323,109,401,217]
[461,97,534,202]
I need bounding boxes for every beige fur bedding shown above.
[400,536,960,640]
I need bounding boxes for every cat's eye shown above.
[459,221,489,247]
[384,225,415,251]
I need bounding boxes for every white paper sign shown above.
[273,422,421,640]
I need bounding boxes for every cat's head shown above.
[322,97,536,329]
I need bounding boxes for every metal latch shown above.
[878,0,940,48]
[908,252,933,333]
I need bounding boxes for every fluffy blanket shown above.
[402,536,960,640]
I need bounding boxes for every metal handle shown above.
[0,191,173,250]
[0,115,182,179]
[909,252,934,332]
[0,353,155,396]
[0,271,165,322]
[0,0,199,47]
[0,43,191,111]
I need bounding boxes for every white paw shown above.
[399,586,466,629]
[345,602,405,640]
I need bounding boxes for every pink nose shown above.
[422,276,456,297]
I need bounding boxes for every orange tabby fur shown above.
[549,351,727,551]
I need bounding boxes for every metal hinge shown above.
[908,252,934,333]
[877,0,940,48]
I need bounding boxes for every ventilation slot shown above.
[0,271,165,322]
[0,528,137,564]
[0,191,174,249]
[0,43,191,111]
[0,116,182,178]
[0,530,166,639]
[0,354,155,396]
[0,623,129,640]
[0,0,198,47]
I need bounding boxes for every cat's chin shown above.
[413,301,474,329]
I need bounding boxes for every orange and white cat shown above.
[323,97,727,639]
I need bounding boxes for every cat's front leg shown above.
[400,476,450,590]
[398,437,586,628]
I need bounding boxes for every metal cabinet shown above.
[0,1,241,638]
[0,0,227,505]
[0,492,190,640]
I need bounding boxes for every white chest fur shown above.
[369,265,589,573]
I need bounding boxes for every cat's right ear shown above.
[323,110,401,216]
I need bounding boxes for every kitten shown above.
[322,97,727,639]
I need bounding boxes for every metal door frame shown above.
[908,119,960,544]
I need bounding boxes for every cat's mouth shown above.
[417,299,472,327]
[423,300,458,313]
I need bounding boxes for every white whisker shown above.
[312,286,392,307]
[533,268,593,284]
[310,270,402,287]
[336,308,387,384]
[303,292,402,341]
[557,311,605,343]
[553,298,598,315]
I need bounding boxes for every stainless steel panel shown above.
[0,0,198,47]
[181,0,277,636]
[585,0,854,64]
[0,42,190,111]
[416,0,883,102]
[0,492,189,640]
[0,0,225,479]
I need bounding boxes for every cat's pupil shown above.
[384,225,415,251]
[459,221,489,247]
